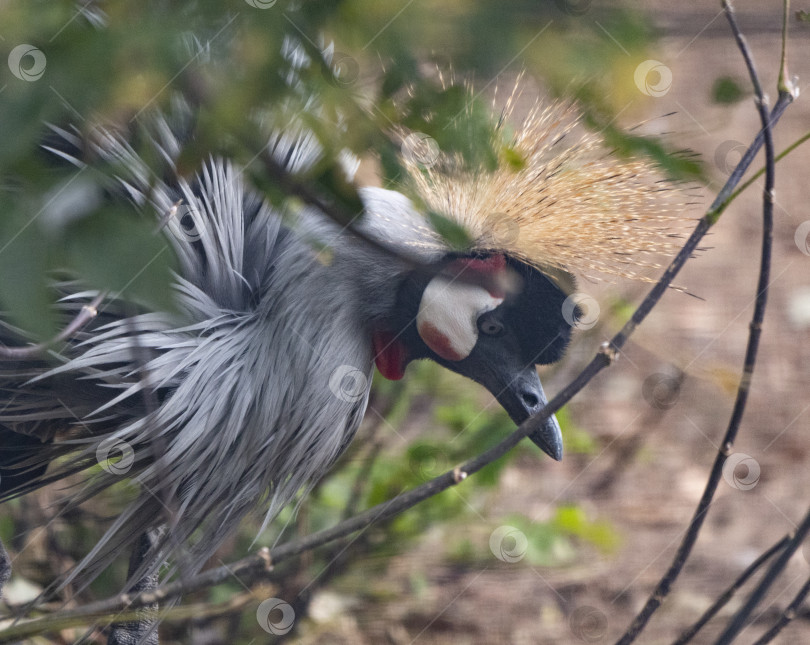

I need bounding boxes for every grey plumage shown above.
[0,112,426,585]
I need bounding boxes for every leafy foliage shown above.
[0,1,685,642]
[0,0,696,337]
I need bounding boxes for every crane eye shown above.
[478,313,505,337]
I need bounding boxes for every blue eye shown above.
[478,314,505,337]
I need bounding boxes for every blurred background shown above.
[1,1,809,643]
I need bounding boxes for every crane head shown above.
[372,253,573,461]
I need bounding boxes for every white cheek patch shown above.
[416,276,504,362]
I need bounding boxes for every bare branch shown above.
[777,0,798,97]
[751,574,810,644]
[614,2,787,642]
[673,535,791,644]
[0,292,106,360]
[715,506,810,643]
[727,129,810,206]
[0,589,257,643]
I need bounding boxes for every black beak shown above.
[493,366,564,462]
[526,384,564,462]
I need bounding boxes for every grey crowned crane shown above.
[0,92,685,639]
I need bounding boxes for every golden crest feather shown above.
[400,90,694,283]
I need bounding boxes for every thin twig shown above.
[0,549,272,643]
[726,129,810,207]
[751,574,810,644]
[714,506,810,644]
[342,433,386,521]
[777,0,796,96]
[673,535,791,644]
[0,292,106,360]
[256,147,498,293]
[614,1,786,642]
[0,589,256,642]
[707,94,792,222]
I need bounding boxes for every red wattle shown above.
[372,329,409,380]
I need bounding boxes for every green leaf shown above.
[608,296,636,327]
[554,407,597,455]
[502,145,527,171]
[426,210,472,250]
[0,514,15,545]
[500,514,576,567]
[65,206,176,312]
[711,76,746,104]
[600,123,707,184]
[0,216,58,339]
[553,505,620,553]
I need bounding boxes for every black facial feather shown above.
[502,258,574,366]
[389,254,574,368]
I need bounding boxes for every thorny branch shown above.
[0,3,803,642]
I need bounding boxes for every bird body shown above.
[0,151,399,580]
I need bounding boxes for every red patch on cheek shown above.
[372,329,409,380]
[417,321,465,362]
